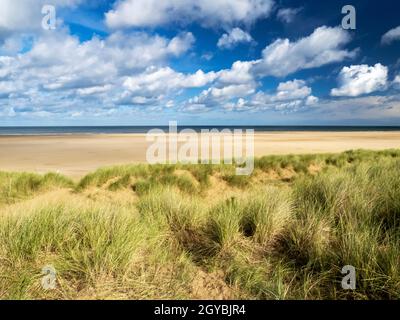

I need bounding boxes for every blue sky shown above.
[0,0,400,126]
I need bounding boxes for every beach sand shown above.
[0,132,399,178]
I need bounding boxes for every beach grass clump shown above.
[78,163,200,195]
[76,164,150,190]
[137,188,200,227]
[0,196,196,299]
[255,154,319,173]
[107,174,131,191]
[136,189,218,264]
[224,253,297,299]
[205,197,244,252]
[201,189,294,298]
[0,172,73,204]
[239,188,292,247]
[185,164,214,189]
[132,172,198,196]
[0,201,143,298]
[254,155,282,172]
[281,159,400,299]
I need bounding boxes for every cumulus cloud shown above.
[77,85,113,96]
[313,95,400,122]
[331,64,388,97]
[0,29,196,117]
[184,81,257,110]
[381,26,400,45]
[254,26,357,77]
[122,66,218,100]
[276,7,302,23]
[260,79,318,107]
[182,83,256,112]
[0,0,81,35]
[105,0,274,29]
[275,80,312,101]
[0,81,19,98]
[181,30,334,113]
[26,30,194,92]
[208,84,256,100]
[181,59,259,111]
[217,28,253,49]
[392,75,400,90]
[225,79,318,112]
[218,60,257,85]
[183,76,318,113]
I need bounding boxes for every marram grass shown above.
[0,149,399,300]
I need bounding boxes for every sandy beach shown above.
[0,131,399,178]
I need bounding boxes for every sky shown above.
[0,0,400,126]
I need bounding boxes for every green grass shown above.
[0,149,400,299]
[0,172,73,204]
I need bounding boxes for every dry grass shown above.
[0,149,399,300]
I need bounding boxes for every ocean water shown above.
[0,126,400,135]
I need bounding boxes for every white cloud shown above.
[276,8,301,23]
[123,66,217,97]
[0,81,19,96]
[217,28,253,49]
[1,29,195,90]
[218,60,257,85]
[0,56,14,79]
[393,75,400,90]
[381,26,400,45]
[209,84,256,99]
[234,79,318,112]
[164,32,196,56]
[254,26,356,77]
[105,31,195,67]
[106,0,274,29]
[181,103,211,113]
[331,64,388,97]
[182,60,259,111]
[306,95,319,106]
[0,35,30,55]
[0,29,196,116]
[0,106,16,117]
[184,78,318,113]
[0,0,81,34]
[275,79,311,101]
[18,30,195,96]
[77,85,113,96]
[185,83,256,109]
[314,95,400,121]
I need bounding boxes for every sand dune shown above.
[0,131,399,178]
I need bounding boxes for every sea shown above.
[0,126,400,135]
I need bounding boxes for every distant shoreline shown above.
[1,126,400,136]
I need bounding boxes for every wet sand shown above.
[0,132,399,178]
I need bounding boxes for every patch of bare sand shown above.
[1,131,399,178]
[191,270,234,300]
[203,174,241,205]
